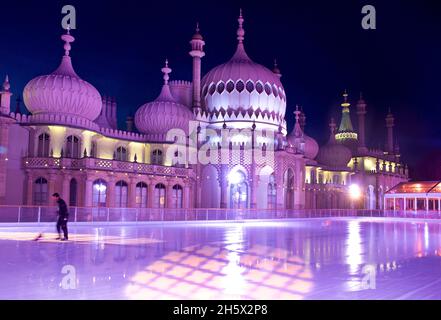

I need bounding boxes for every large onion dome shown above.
[201,11,286,130]
[134,61,194,139]
[23,31,102,122]
[317,118,352,168]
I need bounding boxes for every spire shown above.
[2,75,10,92]
[155,59,175,102]
[338,90,355,132]
[237,8,245,44]
[61,28,75,57]
[162,59,171,85]
[289,105,304,139]
[189,21,205,111]
[53,29,78,77]
[231,9,251,62]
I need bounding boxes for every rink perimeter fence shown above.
[0,206,440,224]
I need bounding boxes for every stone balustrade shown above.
[23,157,195,178]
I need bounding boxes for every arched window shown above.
[92,179,107,207]
[267,174,277,209]
[33,177,48,205]
[229,170,248,209]
[154,183,166,208]
[115,146,128,161]
[152,149,163,165]
[37,133,50,157]
[65,135,81,158]
[172,185,183,208]
[115,180,128,208]
[136,182,148,208]
[69,178,78,207]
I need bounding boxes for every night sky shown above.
[0,0,440,180]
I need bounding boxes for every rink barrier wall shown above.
[0,206,440,223]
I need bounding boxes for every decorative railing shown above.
[0,206,440,224]
[23,157,194,178]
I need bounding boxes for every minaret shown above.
[356,92,367,152]
[385,108,394,154]
[336,90,358,150]
[189,22,205,113]
[0,75,12,115]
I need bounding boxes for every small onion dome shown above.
[23,31,102,122]
[317,118,352,168]
[192,23,203,40]
[134,60,194,136]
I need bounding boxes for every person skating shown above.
[52,193,69,241]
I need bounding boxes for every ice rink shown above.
[1,218,441,300]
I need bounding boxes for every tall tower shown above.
[385,108,394,154]
[189,23,205,113]
[336,90,358,151]
[0,76,12,115]
[356,93,367,152]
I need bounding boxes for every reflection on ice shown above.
[2,218,441,299]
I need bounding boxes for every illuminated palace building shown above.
[0,12,408,211]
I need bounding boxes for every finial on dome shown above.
[61,27,75,57]
[192,22,203,40]
[294,105,301,122]
[2,75,10,91]
[161,59,172,85]
[341,90,350,108]
[237,8,245,44]
[273,59,282,77]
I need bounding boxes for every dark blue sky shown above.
[0,0,440,179]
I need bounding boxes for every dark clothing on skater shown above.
[56,198,69,240]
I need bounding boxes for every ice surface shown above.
[1,218,441,300]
